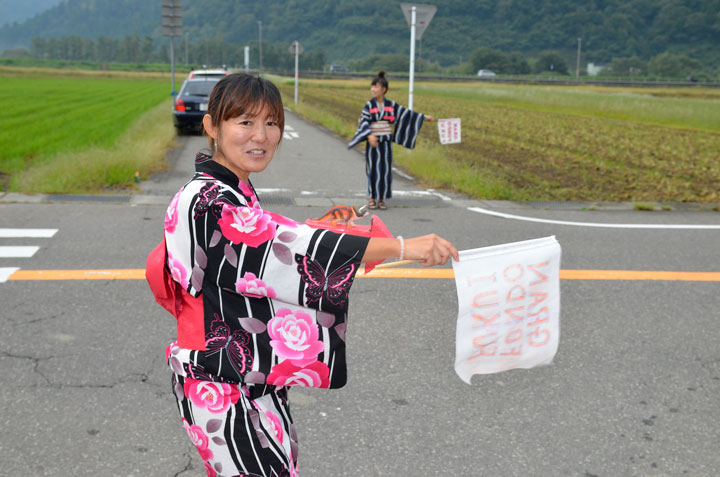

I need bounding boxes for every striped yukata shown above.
[151,153,370,476]
[348,98,425,201]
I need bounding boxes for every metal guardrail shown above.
[266,69,720,88]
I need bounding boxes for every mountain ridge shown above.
[1,0,718,69]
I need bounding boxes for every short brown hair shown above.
[204,73,285,147]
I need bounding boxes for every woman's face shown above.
[203,105,282,183]
[371,82,386,100]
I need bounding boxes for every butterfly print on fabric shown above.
[204,316,254,378]
[185,363,232,384]
[193,183,230,220]
[294,253,358,307]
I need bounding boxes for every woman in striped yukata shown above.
[147,73,457,476]
[348,71,434,210]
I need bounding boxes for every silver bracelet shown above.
[397,235,404,260]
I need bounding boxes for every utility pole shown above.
[576,37,582,79]
[184,32,188,65]
[257,20,263,72]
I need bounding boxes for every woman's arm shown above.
[362,235,458,267]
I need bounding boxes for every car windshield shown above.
[183,80,218,97]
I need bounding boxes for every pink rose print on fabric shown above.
[203,462,217,477]
[167,250,189,289]
[165,340,179,362]
[218,204,277,247]
[267,360,330,388]
[268,308,324,366]
[238,180,260,208]
[265,410,285,444]
[182,418,214,461]
[183,377,242,414]
[164,189,182,233]
[268,211,299,228]
[235,272,277,299]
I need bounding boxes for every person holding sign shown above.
[146,73,457,476]
[348,71,434,210]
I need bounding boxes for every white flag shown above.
[451,236,561,383]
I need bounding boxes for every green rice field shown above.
[275,77,720,203]
[0,67,172,192]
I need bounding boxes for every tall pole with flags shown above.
[400,3,437,111]
[161,0,182,96]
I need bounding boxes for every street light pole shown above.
[576,37,582,79]
[184,32,188,65]
[257,20,263,72]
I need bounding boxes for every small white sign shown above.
[438,118,461,145]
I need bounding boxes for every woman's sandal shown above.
[368,198,378,210]
[377,200,387,210]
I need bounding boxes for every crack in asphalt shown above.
[0,350,52,384]
[173,449,194,477]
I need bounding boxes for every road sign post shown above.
[400,3,436,111]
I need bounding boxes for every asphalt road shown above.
[1,109,719,476]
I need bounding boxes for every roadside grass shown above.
[275,77,720,202]
[12,99,175,193]
[1,69,173,192]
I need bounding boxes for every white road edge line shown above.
[426,188,452,201]
[0,246,40,257]
[0,267,19,282]
[392,167,414,181]
[0,228,58,238]
[468,207,720,230]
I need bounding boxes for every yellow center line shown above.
[5,268,720,281]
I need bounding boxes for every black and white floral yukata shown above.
[160,153,369,476]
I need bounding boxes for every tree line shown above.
[1,0,718,76]
[344,47,711,80]
[460,47,708,79]
[17,35,327,71]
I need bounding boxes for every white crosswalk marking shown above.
[0,246,40,257]
[0,267,19,282]
[0,228,58,238]
[0,228,57,282]
[283,125,300,140]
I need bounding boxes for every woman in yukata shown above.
[348,70,434,210]
[148,73,457,476]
